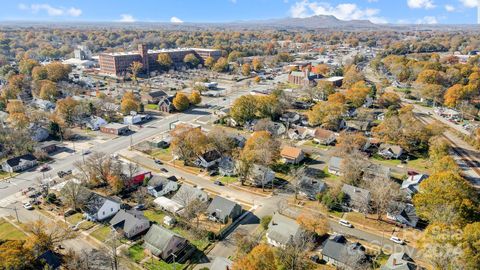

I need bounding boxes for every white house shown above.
[109,210,150,239]
[266,213,301,248]
[85,116,107,131]
[147,175,179,198]
[195,150,222,169]
[2,154,38,173]
[378,144,403,159]
[153,196,184,214]
[83,193,121,221]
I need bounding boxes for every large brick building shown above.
[99,44,222,77]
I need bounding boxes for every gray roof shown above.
[172,185,208,206]
[83,193,120,217]
[299,176,326,197]
[328,156,343,171]
[143,224,186,257]
[109,210,149,235]
[380,252,417,270]
[148,175,174,190]
[322,234,366,267]
[267,213,301,246]
[379,143,403,156]
[341,184,371,210]
[207,196,240,221]
[362,163,390,179]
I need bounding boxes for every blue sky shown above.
[2,0,479,24]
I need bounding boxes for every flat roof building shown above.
[99,44,222,77]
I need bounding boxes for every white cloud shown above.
[445,5,455,12]
[289,1,387,23]
[118,14,136,23]
[459,0,478,8]
[407,0,436,9]
[18,3,82,17]
[416,15,438,24]
[170,16,184,23]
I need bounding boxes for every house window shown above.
[103,211,105,215]
[111,208,113,212]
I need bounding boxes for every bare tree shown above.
[74,152,119,186]
[341,150,368,185]
[62,181,89,211]
[363,177,401,220]
[276,231,316,270]
[182,198,209,229]
[27,220,77,255]
[288,166,306,201]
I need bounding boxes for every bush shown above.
[46,193,57,204]
[260,215,272,230]
[207,231,216,242]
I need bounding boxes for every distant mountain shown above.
[233,15,379,29]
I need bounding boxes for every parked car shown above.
[154,159,163,165]
[160,168,168,173]
[38,164,51,172]
[23,202,34,210]
[57,169,73,178]
[390,236,405,245]
[339,219,353,228]
[214,180,223,186]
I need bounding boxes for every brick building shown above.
[99,44,222,77]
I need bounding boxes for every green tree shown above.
[183,53,200,68]
[129,61,143,82]
[19,57,39,75]
[230,95,258,125]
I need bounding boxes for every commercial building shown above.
[99,44,222,77]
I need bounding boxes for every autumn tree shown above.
[56,97,80,126]
[106,173,124,194]
[189,90,201,105]
[173,92,190,111]
[74,152,121,187]
[45,62,71,82]
[0,240,34,269]
[241,63,251,76]
[157,53,173,71]
[307,101,346,130]
[419,222,463,270]
[343,65,365,88]
[344,81,371,108]
[233,244,278,270]
[230,95,258,125]
[444,84,468,108]
[213,57,229,72]
[32,66,48,81]
[170,125,209,164]
[240,131,280,167]
[26,220,76,255]
[276,231,316,270]
[39,80,58,101]
[3,74,26,100]
[6,99,29,129]
[378,92,401,109]
[296,211,329,236]
[121,91,140,114]
[462,222,480,268]
[252,57,263,71]
[19,56,39,75]
[204,56,215,69]
[183,53,200,68]
[419,83,444,105]
[335,132,367,155]
[416,69,443,85]
[129,61,143,82]
[327,92,346,104]
[207,127,236,154]
[364,176,401,219]
[413,171,479,226]
[313,63,329,75]
[61,181,89,211]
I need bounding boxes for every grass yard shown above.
[372,155,430,173]
[66,213,84,225]
[171,226,210,251]
[144,210,167,225]
[90,225,112,242]
[218,176,237,185]
[145,104,159,110]
[144,260,185,270]
[151,148,173,162]
[303,140,331,150]
[128,243,146,263]
[78,220,96,230]
[0,218,27,240]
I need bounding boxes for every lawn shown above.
[0,218,27,240]
[372,155,430,173]
[90,225,112,242]
[144,260,185,270]
[145,104,159,110]
[303,140,331,150]
[66,213,84,225]
[171,226,210,251]
[128,243,146,263]
[78,220,96,230]
[218,176,237,185]
[144,210,167,225]
[151,148,173,162]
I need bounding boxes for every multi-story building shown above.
[99,44,222,77]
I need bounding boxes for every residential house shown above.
[218,157,236,177]
[341,184,371,213]
[123,170,152,187]
[387,202,419,228]
[380,252,419,270]
[210,257,233,270]
[30,124,49,142]
[319,76,343,87]
[362,163,391,181]
[36,250,61,270]
[328,156,343,176]
[378,144,403,159]
[147,175,179,198]
[266,213,302,247]
[141,90,168,104]
[287,126,315,140]
[401,174,428,199]
[34,141,58,154]
[280,146,305,164]
[313,128,336,145]
[2,154,38,172]
[298,175,326,200]
[279,112,301,125]
[85,116,107,131]
[207,196,242,223]
[153,196,184,214]
[195,150,222,169]
[83,193,121,221]
[148,136,171,149]
[249,164,275,187]
[100,123,129,135]
[345,120,371,132]
[158,95,175,113]
[109,210,151,238]
[321,234,368,270]
[172,185,208,206]
[143,224,191,262]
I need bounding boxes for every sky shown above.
[1,0,480,25]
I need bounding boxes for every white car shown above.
[338,219,353,228]
[390,236,405,245]
[23,202,34,210]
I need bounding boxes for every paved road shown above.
[0,88,250,206]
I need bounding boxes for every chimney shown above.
[393,258,397,265]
